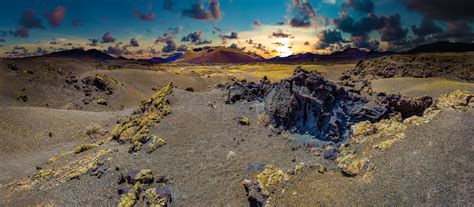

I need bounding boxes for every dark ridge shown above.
[406,41,474,54]
[268,48,394,63]
[149,53,183,63]
[45,49,116,60]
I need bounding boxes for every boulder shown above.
[226,67,433,144]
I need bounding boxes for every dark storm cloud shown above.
[410,17,444,44]
[270,30,292,38]
[5,46,26,57]
[289,19,311,28]
[104,42,130,55]
[162,39,177,53]
[351,35,380,50]
[333,13,385,37]
[222,32,238,40]
[134,3,156,22]
[134,10,156,21]
[181,31,212,45]
[272,42,285,46]
[288,0,318,28]
[88,38,99,46]
[442,20,474,42]
[315,29,347,49]
[403,0,474,22]
[182,31,203,43]
[155,33,173,44]
[402,0,474,43]
[12,28,29,38]
[411,17,444,39]
[253,20,262,28]
[5,46,49,57]
[44,6,66,27]
[253,43,268,52]
[195,39,212,45]
[183,4,211,20]
[381,14,409,48]
[228,43,246,51]
[182,0,221,21]
[130,38,140,47]
[101,32,116,43]
[342,0,374,14]
[333,11,412,50]
[19,9,43,29]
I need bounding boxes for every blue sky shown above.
[0,0,472,58]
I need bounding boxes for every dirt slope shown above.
[272,110,474,205]
[176,47,264,64]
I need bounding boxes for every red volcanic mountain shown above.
[175,46,264,64]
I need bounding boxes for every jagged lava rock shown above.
[226,67,432,143]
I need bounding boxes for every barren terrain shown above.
[0,52,473,206]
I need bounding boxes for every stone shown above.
[126,169,154,185]
[226,67,432,144]
[238,116,250,125]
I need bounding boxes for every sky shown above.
[0,0,473,58]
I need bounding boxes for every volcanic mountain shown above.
[175,46,264,64]
[269,48,394,63]
[45,48,116,60]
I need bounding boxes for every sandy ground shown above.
[371,77,474,98]
[272,110,474,206]
[0,107,131,184]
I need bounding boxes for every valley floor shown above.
[0,59,472,206]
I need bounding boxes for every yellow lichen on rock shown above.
[257,113,272,126]
[351,114,406,146]
[118,182,145,207]
[403,107,441,126]
[336,151,372,176]
[147,136,167,153]
[256,165,289,194]
[238,115,250,125]
[436,90,473,111]
[110,83,172,152]
[99,83,172,152]
[94,98,108,105]
[10,149,113,192]
[143,188,168,207]
[48,143,99,163]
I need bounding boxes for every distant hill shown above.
[406,41,474,54]
[175,47,264,64]
[46,49,116,60]
[149,53,184,63]
[269,48,393,63]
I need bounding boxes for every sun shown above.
[277,46,294,57]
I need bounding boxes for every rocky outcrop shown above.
[226,67,432,144]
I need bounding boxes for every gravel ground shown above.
[271,110,474,205]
